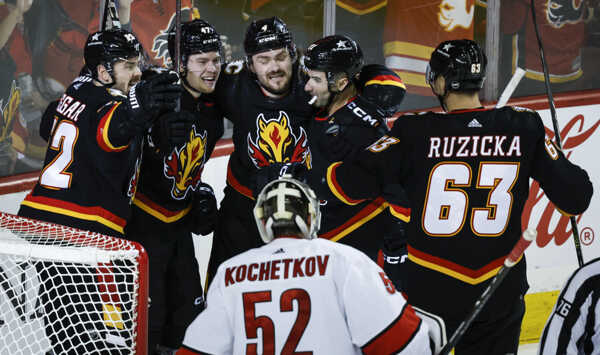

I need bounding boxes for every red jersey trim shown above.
[362,303,422,355]
[226,162,254,200]
[176,345,203,355]
[20,193,126,234]
[407,245,521,285]
[97,102,129,152]
[132,192,191,223]
[319,197,387,241]
[447,107,489,114]
[388,204,410,222]
[326,162,366,206]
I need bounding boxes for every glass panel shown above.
[336,0,487,111]
[498,0,600,98]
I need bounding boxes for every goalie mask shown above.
[253,176,321,244]
[84,29,141,83]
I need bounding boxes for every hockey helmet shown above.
[84,29,141,80]
[244,16,296,60]
[303,35,363,90]
[253,175,321,243]
[426,39,487,92]
[168,19,222,70]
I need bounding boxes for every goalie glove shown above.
[413,306,448,355]
[120,72,181,137]
[187,183,218,236]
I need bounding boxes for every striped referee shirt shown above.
[539,257,600,355]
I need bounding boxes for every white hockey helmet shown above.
[253,175,321,243]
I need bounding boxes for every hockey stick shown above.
[438,229,537,355]
[529,0,584,267]
[174,0,182,112]
[496,67,526,108]
[101,0,121,31]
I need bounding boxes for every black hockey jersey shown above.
[328,106,593,318]
[214,61,314,199]
[307,95,408,256]
[19,76,144,237]
[132,89,224,222]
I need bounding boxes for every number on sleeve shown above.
[422,162,519,237]
[40,120,79,189]
[378,272,396,294]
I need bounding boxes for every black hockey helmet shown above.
[303,35,363,91]
[84,29,141,80]
[168,19,222,70]
[426,39,487,92]
[253,175,321,243]
[244,16,296,60]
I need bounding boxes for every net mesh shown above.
[0,212,147,355]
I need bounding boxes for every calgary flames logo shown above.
[164,126,207,200]
[546,0,585,29]
[151,8,193,66]
[247,111,310,168]
[127,157,142,200]
[438,0,474,32]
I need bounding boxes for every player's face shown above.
[250,47,293,96]
[304,69,330,107]
[112,57,142,93]
[185,52,222,94]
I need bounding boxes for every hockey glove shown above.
[381,220,408,292]
[357,64,406,118]
[188,183,218,236]
[122,72,181,136]
[152,110,197,152]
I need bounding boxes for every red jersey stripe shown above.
[362,303,422,355]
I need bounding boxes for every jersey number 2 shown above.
[423,162,519,237]
[243,289,312,355]
[40,120,79,189]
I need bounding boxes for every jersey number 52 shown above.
[243,289,312,355]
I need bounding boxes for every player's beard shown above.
[258,69,292,96]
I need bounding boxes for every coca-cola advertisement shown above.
[525,104,600,291]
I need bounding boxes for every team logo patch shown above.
[151,8,193,66]
[164,126,207,200]
[127,157,142,200]
[247,111,311,168]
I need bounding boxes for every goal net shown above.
[0,212,148,355]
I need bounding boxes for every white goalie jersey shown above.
[179,238,434,355]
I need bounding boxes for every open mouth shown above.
[201,76,216,85]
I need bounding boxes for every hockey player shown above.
[325,39,593,354]
[179,176,446,355]
[18,29,180,354]
[539,257,600,355]
[124,19,224,354]
[302,34,409,288]
[205,16,316,284]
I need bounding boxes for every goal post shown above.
[0,212,148,355]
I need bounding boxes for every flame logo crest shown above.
[164,126,207,200]
[247,111,310,168]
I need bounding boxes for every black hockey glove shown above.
[357,64,406,118]
[121,72,181,136]
[381,220,408,292]
[254,162,308,197]
[152,110,197,152]
[187,183,218,236]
